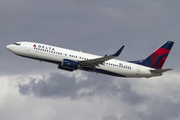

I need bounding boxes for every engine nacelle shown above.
[58,65,74,72]
[61,59,79,70]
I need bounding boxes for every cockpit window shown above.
[13,43,21,46]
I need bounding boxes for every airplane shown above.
[6,41,174,78]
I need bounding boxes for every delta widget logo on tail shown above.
[139,41,174,69]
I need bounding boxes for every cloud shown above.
[102,114,118,120]
[1,71,180,120]
[17,72,147,105]
[120,81,147,105]
[138,100,180,120]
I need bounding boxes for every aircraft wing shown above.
[78,46,125,68]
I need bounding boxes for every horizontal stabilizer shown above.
[150,69,172,73]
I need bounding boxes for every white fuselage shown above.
[6,42,161,78]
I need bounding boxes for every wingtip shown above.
[114,45,125,56]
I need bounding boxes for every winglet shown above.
[104,54,108,57]
[114,45,125,56]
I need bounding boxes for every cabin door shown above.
[25,43,31,52]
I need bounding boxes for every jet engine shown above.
[58,59,79,71]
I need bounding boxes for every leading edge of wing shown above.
[78,45,125,67]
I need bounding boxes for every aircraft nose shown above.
[6,45,10,50]
[6,45,12,51]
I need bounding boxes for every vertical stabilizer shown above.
[139,41,174,69]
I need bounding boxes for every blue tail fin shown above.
[129,41,174,69]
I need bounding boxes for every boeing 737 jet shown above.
[6,41,174,78]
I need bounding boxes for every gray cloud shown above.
[17,72,180,120]
[138,100,180,120]
[120,81,147,105]
[18,72,147,104]
[102,114,118,120]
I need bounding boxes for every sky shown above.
[1,0,180,120]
